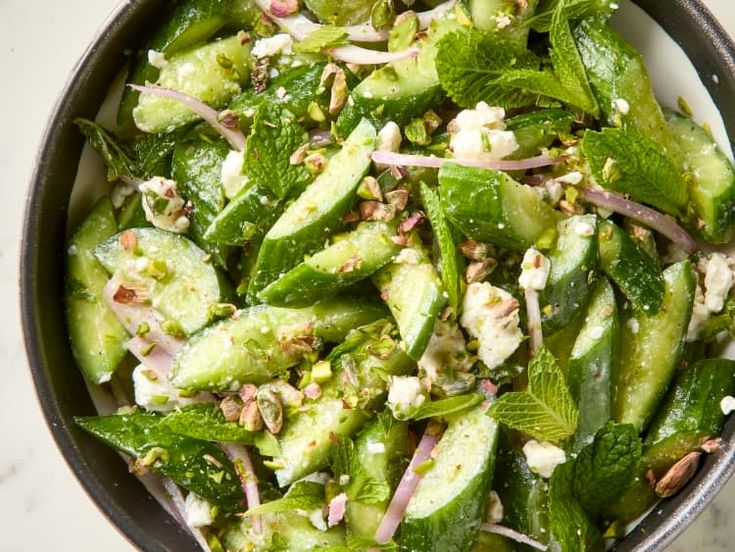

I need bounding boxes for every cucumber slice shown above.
[439,164,561,251]
[171,297,387,390]
[274,399,371,487]
[259,221,401,308]
[599,220,664,314]
[66,198,128,384]
[569,277,619,450]
[203,184,281,246]
[667,110,735,243]
[372,243,446,360]
[133,35,252,134]
[505,108,574,159]
[644,358,735,474]
[402,407,499,552]
[303,0,378,25]
[117,193,150,231]
[247,119,376,301]
[541,214,599,335]
[613,261,696,432]
[94,228,230,336]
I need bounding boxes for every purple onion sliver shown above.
[222,444,262,533]
[524,288,543,357]
[370,151,557,171]
[481,523,547,551]
[129,84,246,151]
[327,492,348,527]
[374,424,442,544]
[161,478,213,552]
[578,188,697,253]
[329,45,421,65]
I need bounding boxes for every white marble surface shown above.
[0,1,734,551]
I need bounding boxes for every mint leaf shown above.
[549,1,599,116]
[582,127,689,217]
[246,480,325,516]
[548,461,605,552]
[488,348,579,444]
[529,0,616,32]
[294,26,349,54]
[572,422,642,517]
[75,118,138,182]
[244,102,311,200]
[411,393,484,421]
[435,28,539,108]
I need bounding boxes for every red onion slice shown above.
[371,151,557,171]
[161,478,213,552]
[328,45,420,64]
[129,84,246,151]
[327,492,348,527]
[374,423,443,544]
[577,188,697,254]
[481,523,547,551]
[127,336,175,377]
[524,288,543,357]
[222,444,262,533]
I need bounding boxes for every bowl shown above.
[20,1,735,550]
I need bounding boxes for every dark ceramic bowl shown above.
[20,1,735,550]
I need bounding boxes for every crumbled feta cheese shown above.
[450,102,519,162]
[221,149,249,199]
[522,440,567,479]
[132,364,200,412]
[139,176,189,233]
[387,376,426,419]
[720,395,735,415]
[111,181,136,209]
[494,14,512,29]
[147,49,168,69]
[418,320,473,381]
[686,284,710,342]
[544,179,564,206]
[486,490,504,523]
[555,171,584,185]
[460,282,523,370]
[518,248,551,291]
[703,253,733,313]
[612,98,630,115]
[185,492,214,528]
[252,33,293,58]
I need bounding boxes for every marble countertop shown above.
[1,1,734,550]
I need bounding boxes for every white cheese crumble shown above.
[450,102,519,162]
[518,248,551,291]
[147,49,168,69]
[387,376,426,419]
[185,492,215,528]
[221,149,250,199]
[139,176,189,234]
[494,14,512,29]
[686,284,710,342]
[522,440,567,479]
[612,98,630,115]
[720,395,735,415]
[252,34,293,58]
[132,364,196,413]
[702,253,733,313]
[460,282,523,370]
[418,320,473,381]
[111,181,136,209]
[486,490,504,523]
[555,171,584,185]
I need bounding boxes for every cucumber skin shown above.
[117,194,150,231]
[599,221,664,314]
[644,359,735,474]
[401,409,499,552]
[569,278,619,451]
[258,222,401,308]
[541,215,599,335]
[171,298,388,391]
[66,198,128,384]
[203,185,281,246]
[505,108,574,159]
[613,261,696,432]
[439,164,561,251]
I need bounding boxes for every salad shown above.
[65,0,735,550]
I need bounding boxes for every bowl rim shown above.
[19,1,735,551]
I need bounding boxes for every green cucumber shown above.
[569,278,619,450]
[118,0,234,128]
[623,219,661,268]
[439,164,561,251]
[613,261,696,432]
[247,119,376,301]
[259,221,401,307]
[117,194,150,231]
[66,198,128,384]
[271,513,346,550]
[303,0,378,25]
[667,110,735,244]
[372,242,446,360]
[598,220,664,314]
[401,406,499,552]
[133,35,252,134]
[505,108,575,159]
[344,416,411,539]
[274,399,371,487]
[171,134,229,265]
[644,358,735,474]
[94,228,230,336]
[541,214,599,335]
[170,297,387,390]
